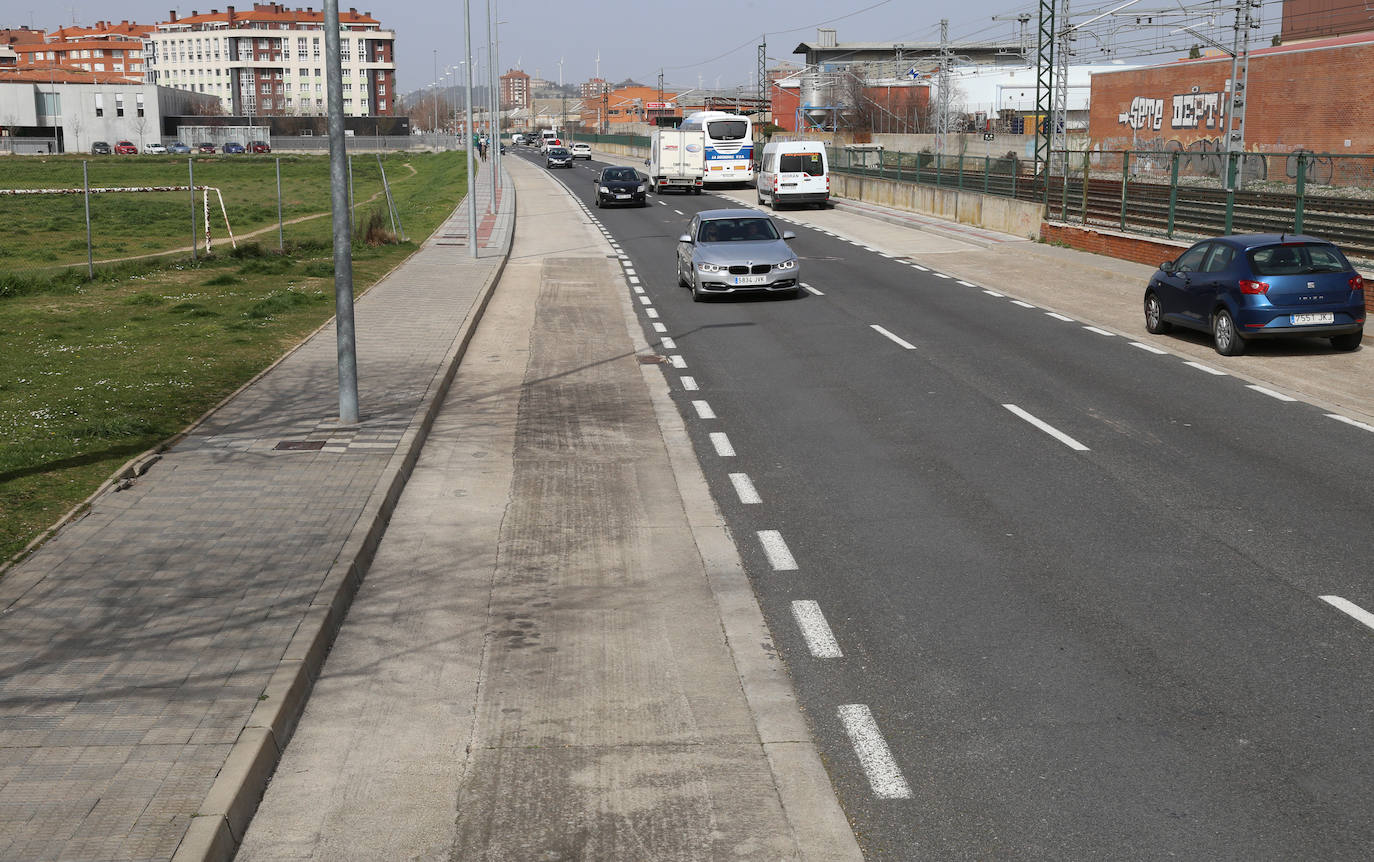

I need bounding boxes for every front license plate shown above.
[615,194,630,199]
[732,275,767,286]
[1292,312,1334,325]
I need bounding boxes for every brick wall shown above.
[1089,39,1374,155]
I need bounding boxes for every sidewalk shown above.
[0,174,515,862]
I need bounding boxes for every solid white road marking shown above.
[1247,385,1297,402]
[1326,413,1374,433]
[1320,595,1374,631]
[729,473,762,504]
[710,432,736,456]
[670,355,687,369]
[661,337,677,349]
[1011,300,1036,309]
[757,530,799,571]
[692,399,715,418]
[791,600,843,658]
[803,283,824,296]
[1003,404,1090,451]
[1130,341,1167,354]
[680,375,698,390]
[1083,326,1116,337]
[871,325,917,350]
[1184,360,1226,376]
[1046,312,1074,322]
[838,704,912,799]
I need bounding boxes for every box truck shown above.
[646,128,705,194]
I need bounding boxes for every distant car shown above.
[594,166,647,208]
[676,208,801,302]
[223,142,246,154]
[90,141,112,155]
[1145,233,1365,355]
[248,140,271,153]
[168,141,192,154]
[545,146,572,169]
[570,142,592,160]
[114,141,137,154]
[512,133,525,145]
[143,141,168,154]
[196,142,217,154]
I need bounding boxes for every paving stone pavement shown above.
[0,172,515,862]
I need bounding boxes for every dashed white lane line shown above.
[1003,404,1090,451]
[1010,300,1036,309]
[757,530,799,571]
[674,209,685,215]
[1130,341,1167,354]
[803,283,824,296]
[910,264,928,271]
[710,432,736,456]
[632,285,645,294]
[871,325,917,350]
[791,600,843,658]
[657,200,668,206]
[638,295,652,305]
[933,272,951,279]
[1046,312,1074,322]
[646,308,660,318]
[669,355,687,369]
[692,399,716,419]
[729,472,762,504]
[956,280,975,287]
[1247,385,1297,402]
[1321,595,1374,631]
[661,336,677,349]
[681,375,698,390]
[1083,325,1116,337]
[984,289,1005,297]
[838,704,912,800]
[652,322,667,333]
[1326,413,1374,433]
[629,275,641,285]
[1184,360,1226,376]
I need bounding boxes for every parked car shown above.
[114,141,137,154]
[196,142,217,154]
[594,166,647,208]
[223,142,246,154]
[676,208,801,302]
[90,141,112,155]
[570,142,592,160]
[143,141,168,154]
[545,146,573,169]
[248,140,271,153]
[167,141,192,154]
[1144,233,1365,355]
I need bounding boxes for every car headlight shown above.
[599,186,610,193]
[698,262,725,273]
[637,184,646,192]
[775,259,797,271]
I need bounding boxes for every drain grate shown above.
[275,440,327,451]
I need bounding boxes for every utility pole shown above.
[1222,0,1258,191]
[757,36,767,108]
[1050,0,1071,177]
[323,0,358,424]
[1034,0,1056,204]
[935,19,952,156]
[432,49,438,134]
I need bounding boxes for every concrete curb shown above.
[169,178,517,862]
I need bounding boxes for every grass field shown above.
[0,150,469,565]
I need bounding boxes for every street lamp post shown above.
[463,0,478,257]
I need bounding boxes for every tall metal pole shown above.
[486,0,497,213]
[276,157,284,249]
[324,0,359,424]
[188,158,197,263]
[935,19,951,157]
[84,160,93,278]
[491,9,503,197]
[464,0,478,258]
[433,49,439,135]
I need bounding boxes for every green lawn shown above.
[0,150,469,565]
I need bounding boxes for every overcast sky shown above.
[20,0,1262,94]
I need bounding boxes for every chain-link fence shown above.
[0,153,416,293]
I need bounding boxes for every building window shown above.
[95,94,104,117]
[95,63,105,71]
[93,49,104,58]
[378,100,385,110]
[136,94,144,117]
[116,95,124,117]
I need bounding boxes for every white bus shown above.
[679,111,754,186]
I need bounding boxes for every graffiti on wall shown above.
[1118,90,1225,131]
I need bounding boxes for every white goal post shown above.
[0,185,238,253]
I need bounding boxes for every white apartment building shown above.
[144,2,397,117]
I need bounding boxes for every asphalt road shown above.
[515,147,1374,860]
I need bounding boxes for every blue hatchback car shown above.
[223,141,246,154]
[1144,234,1365,355]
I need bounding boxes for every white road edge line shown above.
[709,432,736,456]
[680,375,698,391]
[652,322,667,333]
[1130,341,1167,354]
[1326,413,1374,433]
[1011,300,1036,309]
[1002,404,1090,451]
[1320,595,1374,631]
[837,704,912,799]
[1247,385,1296,402]
[757,530,799,571]
[729,473,762,504]
[661,337,677,349]
[1184,360,1227,376]
[1083,325,1116,337]
[669,355,687,369]
[871,325,917,350]
[791,600,843,658]
[984,289,1005,297]
[692,399,716,419]
[803,284,824,296]
[646,308,660,319]
[1046,312,1074,322]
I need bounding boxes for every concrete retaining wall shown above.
[830,172,1043,239]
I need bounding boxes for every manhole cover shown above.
[275,440,327,451]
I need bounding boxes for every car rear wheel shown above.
[1144,291,1171,334]
[1212,309,1245,356]
[1331,330,1363,351]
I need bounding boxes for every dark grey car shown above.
[675,208,800,301]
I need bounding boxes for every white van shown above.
[756,141,830,209]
